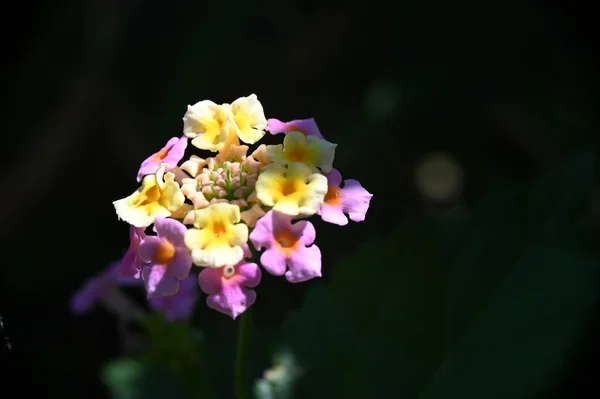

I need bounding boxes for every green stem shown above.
[234,308,252,399]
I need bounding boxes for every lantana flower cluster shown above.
[106,94,372,319]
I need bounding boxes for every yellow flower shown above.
[113,165,185,228]
[255,162,327,216]
[184,203,248,268]
[266,131,337,172]
[229,94,267,144]
[183,100,234,151]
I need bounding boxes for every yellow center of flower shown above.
[154,240,176,264]
[287,147,308,163]
[324,185,342,206]
[135,184,161,207]
[275,230,299,256]
[280,180,300,197]
[211,221,228,238]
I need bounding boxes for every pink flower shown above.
[266,118,324,139]
[249,210,321,283]
[139,217,193,298]
[71,262,142,315]
[318,168,373,226]
[137,136,188,182]
[117,226,146,278]
[198,245,261,319]
[148,274,198,321]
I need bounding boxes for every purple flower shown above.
[198,245,261,319]
[71,262,142,315]
[249,210,321,283]
[139,217,193,298]
[148,274,198,321]
[137,136,188,182]
[266,118,324,139]
[318,168,373,226]
[117,226,146,278]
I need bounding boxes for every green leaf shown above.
[283,152,597,398]
[102,358,194,399]
[140,314,211,398]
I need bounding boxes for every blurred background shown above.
[1,1,598,398]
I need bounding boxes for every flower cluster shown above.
[108,94,372,319]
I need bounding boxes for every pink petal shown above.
[198,262,262,319]
[318,203,348,226]
[287,244,322,283]
[149,275,198,321]
[206,288,256,320]
[137,137,180,182]
[249,211,276,250]
[323,168,342,187]
[142,264,179,298]
[117,227,146,278]
[198,267,222,295]
[341,179,373,222]
[153,217,187,246]
[169,249,192,280]
[260,248,287,276]
[138,236,162,263]
[290,219,316,246]
[266,118,323,139]
[236,262,262,288]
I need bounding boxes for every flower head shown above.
[184,203,249,268]
[318,168,373,226]
[198,245,261,319]
[139,217,193,298]
[229,94,267,144]
[183,100,234,151]
[267,131,336,172]
[113,165,185,228]
[266,118,324,139]
[148,274,198,321]
[137,136,188,182]
[117,226,146,278]
[250,210,321,283]
[180,157,260,210]
[256,162,327,216]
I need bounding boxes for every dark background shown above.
[1,1,598,398]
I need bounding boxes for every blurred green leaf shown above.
[141,313,211,397]
[102,358,194,399]
[283,152,597,398]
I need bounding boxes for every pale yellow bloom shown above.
[267,131,337,172]
[184,203,248,268]
[229,94,267,144]
[113,165,185,228]
[255,162,327,216]
[183,100,234,151]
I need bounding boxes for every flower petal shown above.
[260,248,287,276]
[153,217,187,246]
[138,236,161,263]
[341,179,373,222]
[169,250,193,280]
[142,265,179,298]
[323,168,343,187]
[266,118,324,139]
[318,203,348,226]
[286,245,322,283]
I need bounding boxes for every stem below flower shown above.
[234,308,252,399]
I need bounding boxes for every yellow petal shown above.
[184,100,233,151]
[230,94,267,144]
